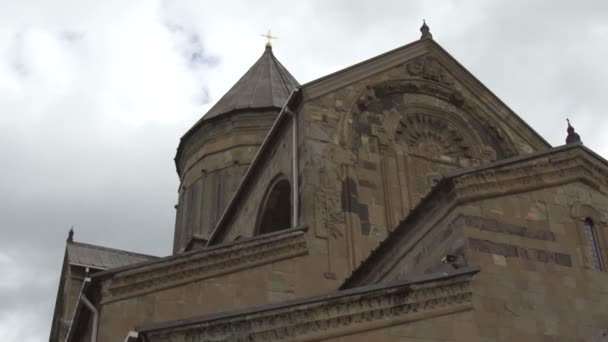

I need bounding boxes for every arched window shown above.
[257,178,291,235]
[583,218,604,271]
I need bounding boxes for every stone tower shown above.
[172,45,299,253]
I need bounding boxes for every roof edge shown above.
[91,225,309,280]
[68,240,159,260]
[174,106,283,175]
[301,38,426,89]
[300,37,549,150]
[48,248,69,342]
[425,40,551,149]
[136,266,479,334]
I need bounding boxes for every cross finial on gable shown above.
[566,118,582,144]
[67,226,74,242]
[420,19,433,40]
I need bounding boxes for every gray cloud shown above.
[1,1,607,341]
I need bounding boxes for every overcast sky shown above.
[1,1,607,340]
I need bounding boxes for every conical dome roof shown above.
[175,45,299,175]
[201,45,299,121]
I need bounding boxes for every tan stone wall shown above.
[64,268,84,319]
[138,269,477,341]
[95,234,339,342]
[98,259,300,341]
[51,265,87,341]
[200,47,552,285]
[347,181,608,340]
[466,183,608,341]
[211,115,295,242]
[321,310,476,342]
[298,52,547,281]
[173,112,277,252]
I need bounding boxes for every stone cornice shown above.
[424,43,550,151]
[342,144,608,288]
[301,38,549,151]
[176,110,278,177]
[450,144,608,202]
[138,269,477,342]
[302,39,428,101]
[100,227,309,304]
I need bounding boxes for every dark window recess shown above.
[258,180,291,235]
[583,218,604,271]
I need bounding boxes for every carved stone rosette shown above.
[396,112,476,160]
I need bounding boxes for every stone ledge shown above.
[137,269,477,342]
[100,227,309,303]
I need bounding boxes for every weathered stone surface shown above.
[138,270,476,342]
[55,34,608,342]
[172,111,278,253]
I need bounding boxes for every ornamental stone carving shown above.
[396,112,475,160]
[348,79,517,159]
[405,56,454,86]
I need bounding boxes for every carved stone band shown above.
[137,269,477,342]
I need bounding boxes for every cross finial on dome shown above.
[261,29,278,49]
[420,19,433,40]
[566,118,582,144]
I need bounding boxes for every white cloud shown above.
[1,1,608,341]
[0,309,48,342]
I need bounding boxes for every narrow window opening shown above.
[584,218,604,271]
[258,179,291,235]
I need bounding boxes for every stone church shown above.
[50,23,608,341]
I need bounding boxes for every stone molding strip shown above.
[101,227,309,303]
[468,238,572,267]
[302,39,426,101]
[459,215,555,241]
[451,145,608,204]
[137,268,478,342]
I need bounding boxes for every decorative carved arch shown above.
[395,110,481,161]
[570,203,603,222]
[340,78,518,159]
[255,174,292,235]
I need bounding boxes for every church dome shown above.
[202,45,299,120]
[175,45,299,175]
[172,45,298,253]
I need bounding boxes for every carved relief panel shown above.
[395,111,483,206]
[339,56,512,234]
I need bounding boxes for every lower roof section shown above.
[67,240,157,270]
[134,267,478,341]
